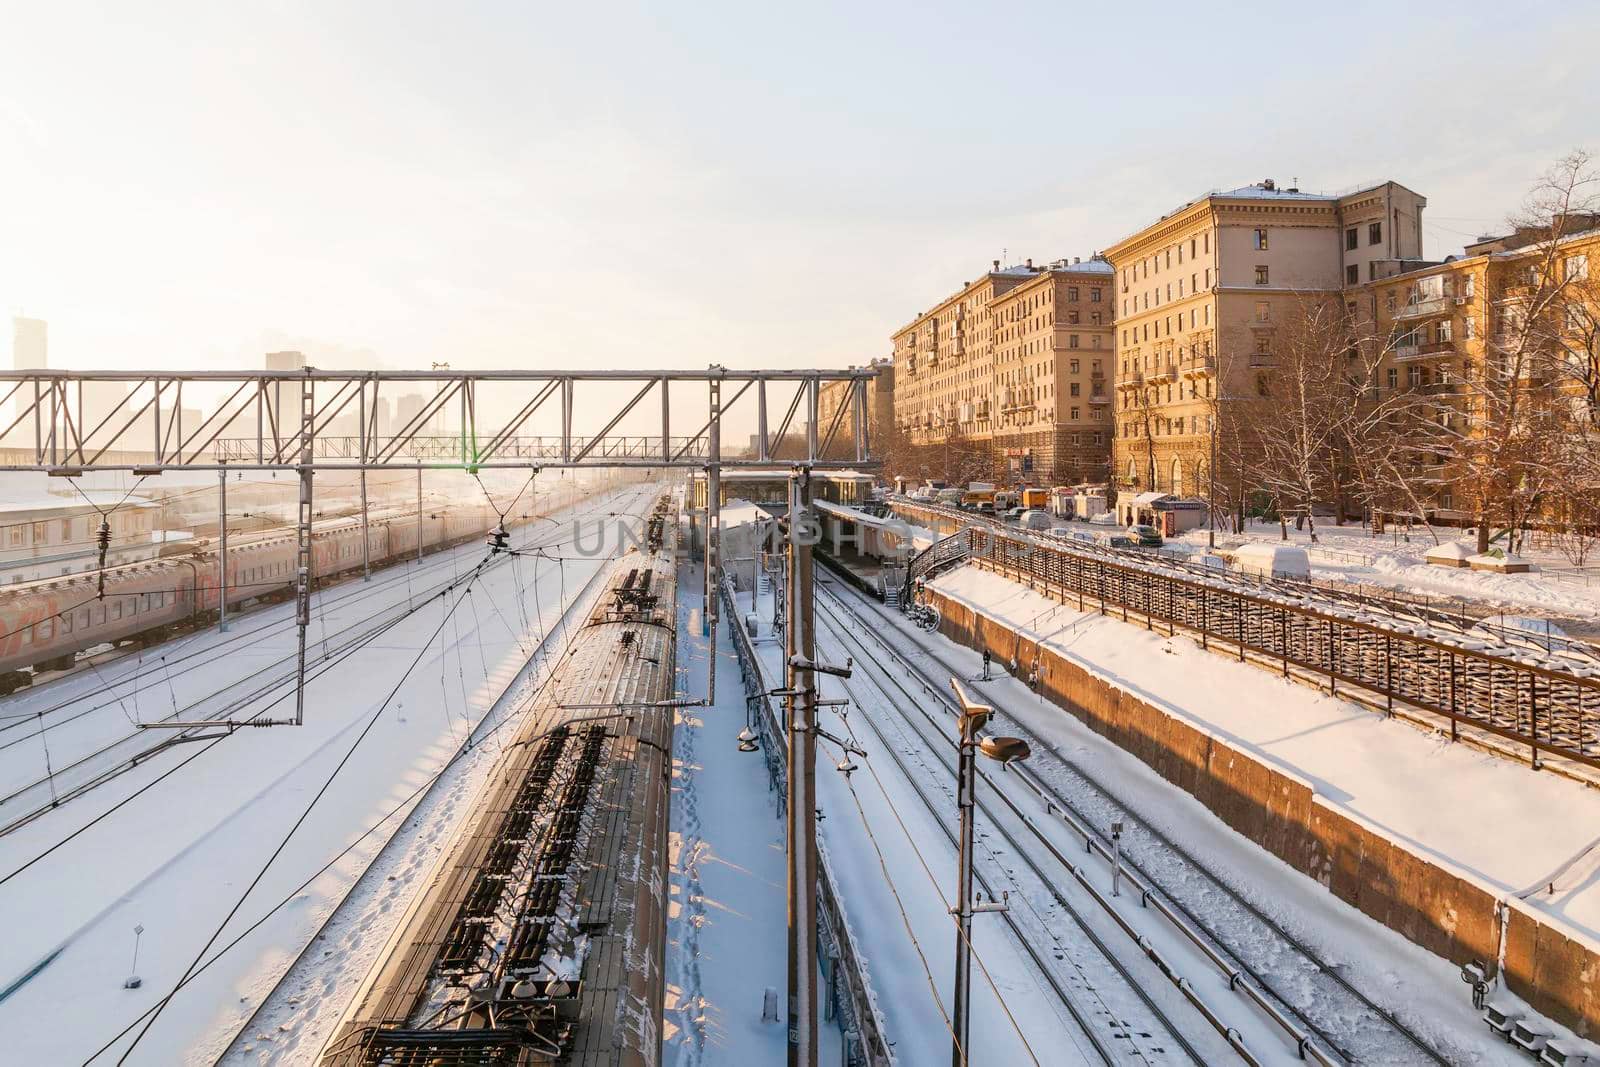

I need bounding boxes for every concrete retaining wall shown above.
[925,582,1600,1035]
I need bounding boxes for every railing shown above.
[902,529,973,604]
[1394,296,1454,320]
[720,578,896,1067]
[217,434,712,463]
[956,526,1600,770]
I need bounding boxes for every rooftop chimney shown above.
[1262,178,1276,191]
[1073,256,1080,265]
[1026,258,1033,269]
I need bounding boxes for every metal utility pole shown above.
[217,465,228,632]
[785,466,818,1067]
[704,371,723,701]
[360,468,371,580]
[949,679,1030,1067]
[359,384,371,581]
[416,466,423,562]
[293,375,315,727]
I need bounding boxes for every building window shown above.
[1254,265,1269,286]
[1255,301,1270,322]
[1090,311,1101,325]
[1385,291,1397,313]
[1068,310,1080,324]
[1091,288,1102,303]
[1204,268,1212,287]
[1387,367,1398,389]
[1369,221,1382,245]
[1464,315,1476,339]
[1346,265,1359,285]
[1253,228,1269,250]
[1068,286,1080,302]
[1204,233,1210,253]
[1255,336,1272,355]
[1346,227,1358,251]
[1407,365,1422,387]
[1069,335,1080,349]
[1567,254,1589,281]
[1436,320,1452,343]
[1070,382,1080,397]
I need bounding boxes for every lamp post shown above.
[949,678,1030,1067]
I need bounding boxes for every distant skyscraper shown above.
[265,351,307,448]
[265,350,306,371]
[12,317,46,370]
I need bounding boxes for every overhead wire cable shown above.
[110,555,495,1064]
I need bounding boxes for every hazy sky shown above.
[3,1,1597,376]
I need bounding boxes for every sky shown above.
[2,0,1597,380]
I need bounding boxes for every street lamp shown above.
[948,678,1030,1067]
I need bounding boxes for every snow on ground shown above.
[929,563,1600,969]
[661,564,822,1066]
[0,484,658,1065]
[1169,520,1600,621]
[739,585,1101,1066]
[865,573,1532,1063]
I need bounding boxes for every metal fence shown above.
[947,525,1600,771]
[720,577,896,1067]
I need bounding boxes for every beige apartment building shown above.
[892,256,1114,484]
[1353,220,1598,517]
[1104,179,1426,497]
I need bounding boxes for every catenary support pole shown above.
[217,464,228,632]
[293,375,315,727]
[416,466,423,562]
[706,371,722,703]
[360,468,370,580]
[952,713,976,1067]
[786,466,818,1067]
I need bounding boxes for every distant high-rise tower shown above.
[12,317,47,370]
[265,350,307,371]
[264,351,308,449]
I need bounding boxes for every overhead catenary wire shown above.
[109,554,497,1064]
[0,489,643,838]
[78,494,633,1064]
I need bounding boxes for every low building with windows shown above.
[0,494,177,584]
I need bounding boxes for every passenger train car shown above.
[0,502,506,695]
[319,495,677,1067]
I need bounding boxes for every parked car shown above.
[1126,524,1164,547]
[1002,506,1025,522]
[1020,510,1053,532]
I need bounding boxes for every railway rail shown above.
[819,567,1455,1065]
[808,586,1214,1065]
[0,488,653,836]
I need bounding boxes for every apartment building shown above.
[891,256,1114,484]
[988,260,1114,482]
[815,357,894,460]
[1354,219,1598,515]
[1104,179,1426,497]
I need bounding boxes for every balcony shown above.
[1088,389,1110,404]
[1161,365,1179,382]
[1393,295,1454,320]
[1248,353,1276,367]
[1183,355,1216,378]
[1395,339,1455,362]
[1421,381,1462,396]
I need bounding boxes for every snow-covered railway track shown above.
[810,591,1211,1065]
[211,552,623,1065]
[0,497,633,837]
[821,571,1451,1066]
